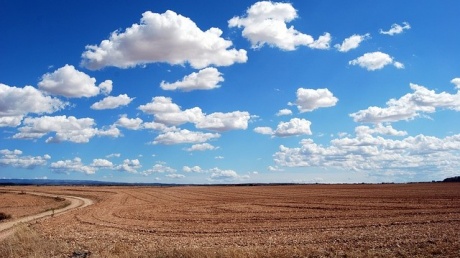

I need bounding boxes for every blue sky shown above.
[1,0,459,184]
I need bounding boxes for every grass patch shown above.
[0,225,64,258]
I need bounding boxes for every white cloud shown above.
[308,33,331,50]
[13,115,120,143]
[196,111,251,131]
[139,96,251,131]
[380,22,411,36]
[166,173,185,179]
[393,61,405,69]
[115,115,143,130]
[0,149,50,169]
[274,118,312,137]
[276,109,292,116]
[254,118,312,137]
[153,129,220,145]
[143,122,177,133]
[91,94,134,110]
[106,153,121,158]
[183,165,203,173]
[274,125,460,179]
[0,83,67,127]
[451,78,460,89]
[185,143,218,152]
[267,165,284,172]
[208,167,249,181]
[138,96,204,126]
[290,88,338,112]
[160,67,224,92]
[254,126,274,135]
[38,64,110,98]
[91,159,114,168]
[355,124,407,137]
[99,80,113,95]
[334,33,370,52]
[228,1,330,50]
[116,159,141,174]
[142,163,176,175]
[81,10,247,70]
[349,51,403,71]
[50,157,96,175]
[350,82,460,123]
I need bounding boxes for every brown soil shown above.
[0,189,68,219]
[2,183,460,257]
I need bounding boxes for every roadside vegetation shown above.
[0,212,12,221]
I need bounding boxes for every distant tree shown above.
[0,212,12,221]
[443,176,460,182]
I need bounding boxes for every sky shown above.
[1,0,459,184]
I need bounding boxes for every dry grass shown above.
[1,183,460,257]
[0,224,64,258]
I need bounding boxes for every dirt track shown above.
[0,190,93,240]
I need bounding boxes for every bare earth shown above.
[0,189,93,241]
[1,183,460,257]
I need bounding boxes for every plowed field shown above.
[3,183,460,257]
[0,190,68,219]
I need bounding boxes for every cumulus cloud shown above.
[184,143,219,152]
[50,157,96,175]
[0,149,50,169]
[81,10,247,70]
[276,109,292,116]
[91,159,114,168]
[116,159,141,173]
[334,33,370,52]
[138,96,251,131]
[38,64,111,98]
[106,153,121,158]
[380,22,411,36]
[254,118,312,137]
[196,111,251,131]
[208,167,249,181]
[290,88,338,112]
[13,115,121,143]
[115,115,143,130]
[349,51,403,71]
[160,67,224,92]
[274,125,460,179]
[254,126,274,135]
[91,94,134,110]
[166,173,185,179]
[267,165,284,172]
[183,165,203,173]
[350,82,460,123]
[228,1,330,50]
[153,129,220,145]
[0,83,67,127]
[451,78,460,89]
[138,96,203,126]
[141,163,176,175]
[273,118,312,137]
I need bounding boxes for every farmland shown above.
[1,183,460,257]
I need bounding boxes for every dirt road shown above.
[0,190,93,240]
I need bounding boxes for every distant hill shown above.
[0,178,168,186]
[443,176,460,182]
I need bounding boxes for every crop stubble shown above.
[0,191,67,219]
[11,183,460,256]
